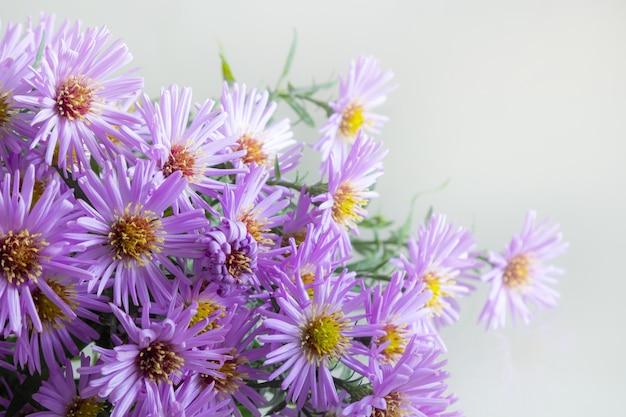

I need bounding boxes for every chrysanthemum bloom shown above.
[392,213,482,330]
[80,303,229,417]
[314,131,387,256]
[66,156,208,310]
[342,337,461,417]
[15,23,143,171]
[366,272,433,365]
[0,165,92,336]
[313,55,395,168]
[261,271,383,411]
[479,210,569,330]
[219,82,301,176]
[14,274,108,374]
[31,355,106,417]
[136,85,245,212]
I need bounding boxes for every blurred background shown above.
[4,1,625,415]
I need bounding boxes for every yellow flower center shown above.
[225,250,253,282]
[503,254,531,288]
[188,299,225,332]
[236,134,268,166]
[0,88,15,132]
[108,207,164,265]
[371,391,409,417]
[66,395,105,417]
[162,143,199,181]
[201,349,249,396]
[422,271,455,317]
[136,341,184,383]
[331,182,366,228]
[31,279,78,331]
[300,308,351,362]
[339,102,364,140]
[238,211,274,248]
[378,323,408,362]
[0,230,48,285]
[56,75,96,121]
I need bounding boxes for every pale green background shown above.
[3,1,624,416]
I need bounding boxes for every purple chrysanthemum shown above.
[15,22,143,171]
[0,164,91,336]
[66,156,208,310]
[392,213,482,330]
[479,210,569,330]
[80,302,229,417]
[219,82,301,176]
[313,55,395,168]
[261,271,383,411]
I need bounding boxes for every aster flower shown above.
[0,164,92,336]
[219,82,301,175]
[80,302,229,417]
[314,131,387,256]
[136,85,244,212]
[15,23,143,171]
[342,337,461,417]
[261,270,383,411]
[31,354,106,417]
[313,55,395,168]
[392,213,482,330]
[66,156,208,310]
[479,210,569,330]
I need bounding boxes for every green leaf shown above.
[275,28,298,90]
[282,96,314,126]
[217,40,236,84]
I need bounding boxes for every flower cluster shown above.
[0,14,568,416]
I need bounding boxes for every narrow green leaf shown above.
[275,28,298,90]
[217,40,236,84]
[283,96,314,126]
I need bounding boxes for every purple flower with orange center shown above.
[314,55,396,169]
[0,164,91,336]
[392,213,482,330]
[15,23,143,171]
[261,271,383,411]
[79,302,229,417]
[479,210,569,330]
[219,82,300,176]
[67,156,208,310]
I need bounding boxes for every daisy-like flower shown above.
[314,131,387,256]
[479,210,569,330]
[0,164,92,336]
[219,82,301,176]
[313,55,396,168]
[80,302,229,417]
[31,354,106,417]
[261,270,383,411]
[15,23,143,171]
[392,213,482,329]
[342,337,461,417]
[67,156,208,310]
[136,85,244,212]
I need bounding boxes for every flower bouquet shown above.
[0,14,568,417]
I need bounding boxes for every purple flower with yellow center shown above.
[31,354,107,417]
[260,270,383,411]
[15,23,143,171]
[219,82,301,175]
[79,302,229,417]
[479,210,569,330]
[67,156,208,310]
[342,337,461,417]
[136,85,244,212]
[392,214,482,330]
[0,164,92,336]
[14,274,108,375]
[314,131,387,256]
[313,55,396,168]
[366,272,432,365]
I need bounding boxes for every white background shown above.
[4,1,625,416]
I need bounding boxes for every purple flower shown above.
[479,210,569,330]
[15,22,143,171]
[80,302,229,417]
[260,271,383,411]
[66,156,208,310]
[392,213,482,330]
[219,82,300,176]
[313,55,395,168]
